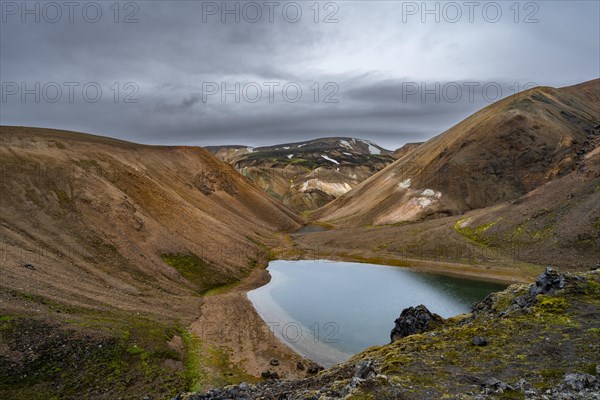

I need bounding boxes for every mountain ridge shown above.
[314,79,600,226]
[0,125,308,397]
[206,137,397,212]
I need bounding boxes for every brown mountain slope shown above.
[0,126,303,398]
[294,142,599,272]
[393,142,423,159]
[315,79,600,226]
[0,126,301,309]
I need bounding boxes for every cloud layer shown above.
[1,1,599,149]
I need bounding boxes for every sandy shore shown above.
[188,268,310,382]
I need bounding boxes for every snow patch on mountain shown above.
[368,143,381,155]
[321,155,339,164]
[417,197,433,207]
[339,140,352,150]
[399,178,411,189]
[422,189,442,198]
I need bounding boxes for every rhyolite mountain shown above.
[315,79,600,226]
[206,137,396,212]
[304,79,599,271]
[0,126,301,302]
[0,126,304,398]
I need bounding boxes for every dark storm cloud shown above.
[156,93,204,113]
[1,1,599,150]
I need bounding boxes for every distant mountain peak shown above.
[205,136,396,212]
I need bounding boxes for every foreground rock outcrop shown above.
[178,268,600,399]
[390,304,444,342]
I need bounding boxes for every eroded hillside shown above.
[0,126,303,398]
[315,79,600,226]
[206,138,395,212]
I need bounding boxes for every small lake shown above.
[248,260,507,367]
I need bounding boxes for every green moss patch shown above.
[454,218,500,245]
[351,272,600,398]
[161,253,238,294]
[0,313,190,399]
[180,330,258,392]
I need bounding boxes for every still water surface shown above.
[248,260,507,366]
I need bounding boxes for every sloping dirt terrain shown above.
[0,126,303,398]
[294,143,599,273]
[316,79,600,226]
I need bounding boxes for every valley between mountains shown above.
[1,80,599,399]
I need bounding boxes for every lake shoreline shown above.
[247,260,509,365]
[193,253,532,386]
[336,254,537,284]
[188,268,311,388]
[275,252,539,285]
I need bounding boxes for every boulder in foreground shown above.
[390,304,444,342]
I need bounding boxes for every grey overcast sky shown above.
[1,1,599,149]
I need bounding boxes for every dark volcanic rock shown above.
[562,373,597,391]
[354,361,375,380]
[390,305,444,342]
[480,377,514,393]
[260,370,279,379]
[513,295,530,308]
[544,372,600,399]
[306,362,324,374]
[472,336,488,346]
[472,293,495,313]
[511,267,568,312]
[530,267,566,296]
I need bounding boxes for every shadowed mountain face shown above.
[315,79,600,226]
[0,126,301,315]
[206,137,396,212]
